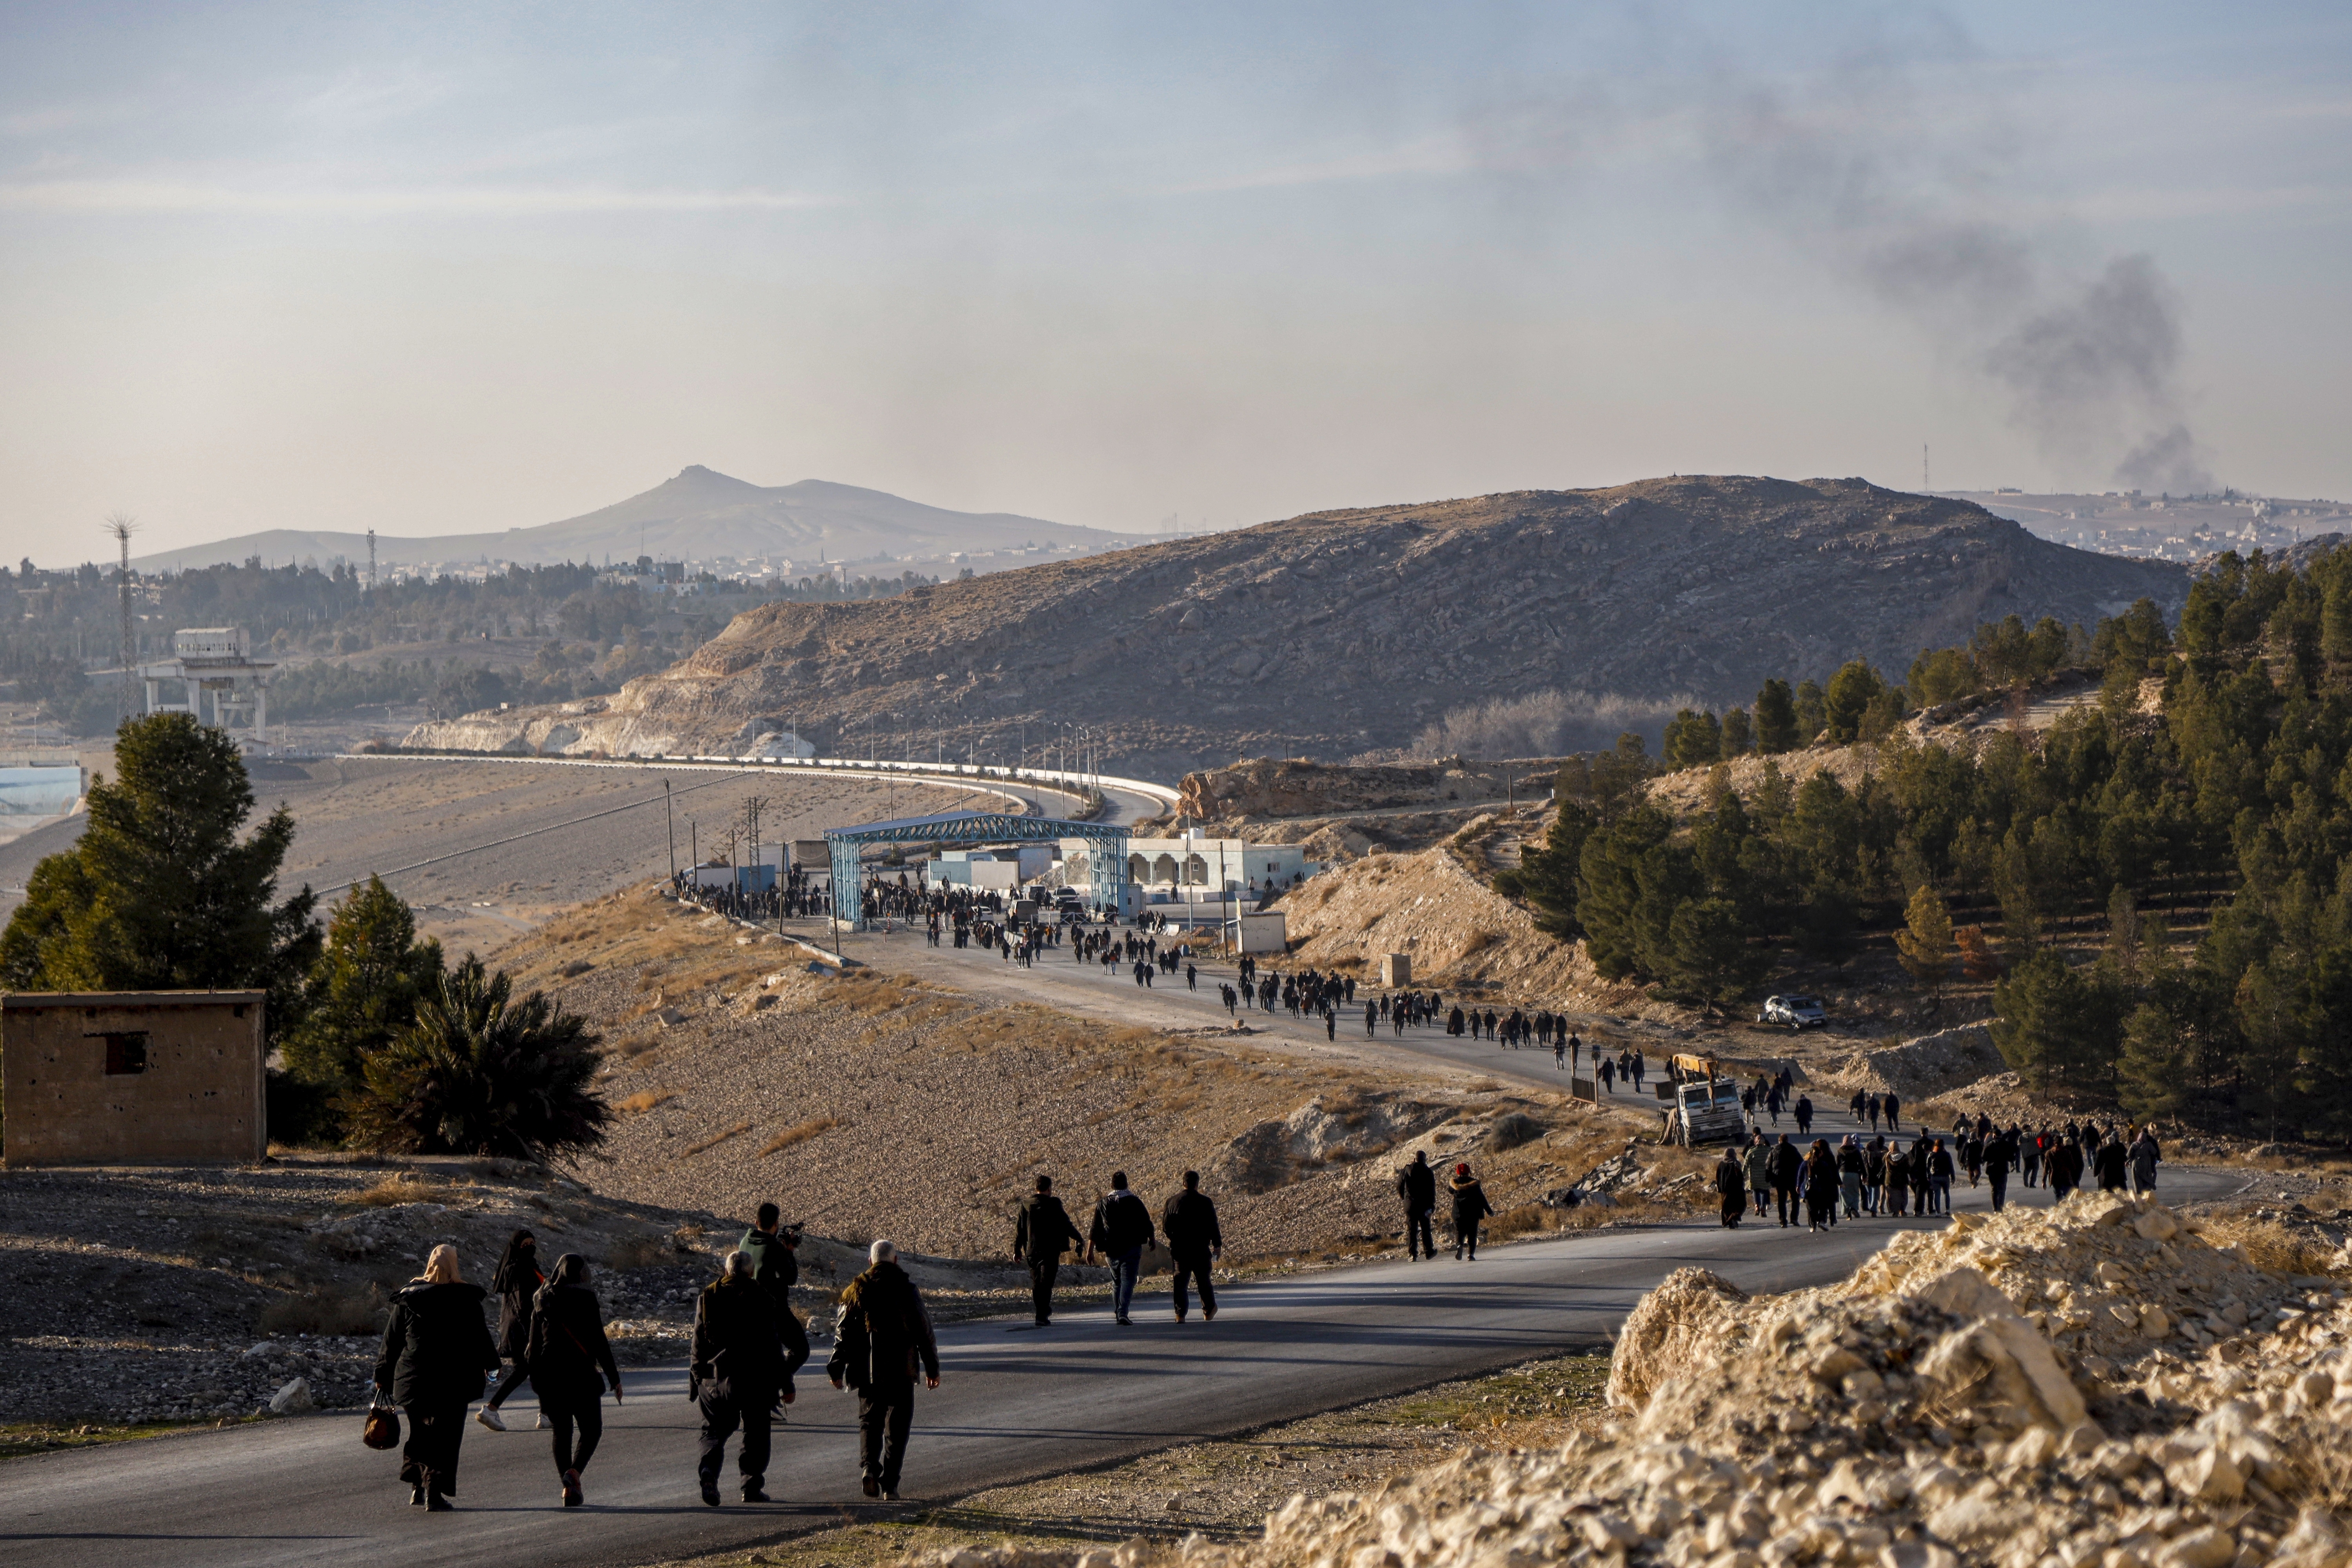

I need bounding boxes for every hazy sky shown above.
[2,2,2347,561]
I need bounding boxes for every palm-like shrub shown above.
[347,955,610,1160]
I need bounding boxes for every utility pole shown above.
[106,514,138,725]
[367,528,377,592]
[1922,445,1930,493]
[664,777,675,884]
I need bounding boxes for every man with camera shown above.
[737,1203,811,1410]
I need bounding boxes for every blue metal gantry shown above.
[823,810,1129,929]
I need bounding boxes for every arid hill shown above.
[405,475,2186,774]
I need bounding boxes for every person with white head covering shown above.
[826,1239,939,1500]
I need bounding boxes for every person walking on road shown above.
[2129,1128,2161,1196]
[738,1203,811,1408]
[1793,1094,1813,1137]
[479,1229,543,1432]
[1448,1162,1494,1260]
[1087,1172,1156,1325]
[1740,1131,1773,1220]
[1804,1140,1839,1231]
[2048,1132,2084,1201]
[1984,1127,2016,1213]
[1884,1090,1902,1132]
[1013,1175,1084,1325]
[1928,1138,1955,1214]
[827,1240,940,1501]
[1397,1150,1439,1260]
[1162,1171,1222,1322]
[1715,1146,1746,1228]
[2092,1134,2129,1192]
[524,1253,621,1508]
[1771,1134,1802,1227]
[691,1249,788,1506]
[373,1243,501,1512]
[1837,1136,1864,1219]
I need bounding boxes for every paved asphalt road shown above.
[2,1161,2243,1568]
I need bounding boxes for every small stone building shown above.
[1,991,267,1167]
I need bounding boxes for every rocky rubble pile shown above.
[1819,1026,2005,1102]
[912,1194,2352,1568]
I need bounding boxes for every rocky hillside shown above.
[405,475,2187,775]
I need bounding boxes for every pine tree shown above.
[1822,660,1884,743]
[283,877,447,1111]
[1753,680,1799,754]
[1894,883,1953,996]
[1720,706,1753,757]
[1662,897,1764,1016]
[0,713,319,1027]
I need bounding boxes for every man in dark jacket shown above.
[1771,1134,1803,1227]
[1983,1129,2017,1212]
[1396,1150,1438,1261]
[1714,1148,1745,1228]
[1087,1172,1155,1326]
[2092,1135,2129,1192]
[1012,1176,1084,1326]
[374,1244,501,1510]
[737,1203,811,1409]
[2048,1134,2085,1200]
[691,1249,788,1506]
[827,1240,940,1501]
[1162,1171,1223,1322]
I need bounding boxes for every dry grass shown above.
[681,1120,753,1158]
[611,1033,659,1058]
[337,1173,447,1209]
[2197,1214,2349,1278]
[1485,1203,1558,1242]
[760,1115,841,1156]
[616,1088,676,1116]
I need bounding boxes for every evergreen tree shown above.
[1720,706,1753,757]
[1990,951,2122,1093]
[1793,679,1827,744]
[1662,897,1763,1015]
[1894,883,1953,996]
[1753,680,1799,754]
[0,713,319,1028]
[283,877,447,1110]
[1822,660,1885,743]
[1514,802,1595,937]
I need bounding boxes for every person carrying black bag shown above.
[525,1253,621,1508]
[373,1244,501,1512]
[691,1249,787,1506]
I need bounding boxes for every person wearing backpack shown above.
[737,1203,811,1409]
[525,1253,621,1508]
[1086,1172,1156,1326]
[826,1240,941,1501]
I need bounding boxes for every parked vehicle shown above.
[1758,994,1827,1030]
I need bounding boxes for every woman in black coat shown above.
[374,1243,502,1510]
[1448,1163,1495,1261]
[526,1253,622,1507]
[1804,1141,1839,1232]
[480,1229,541,1431]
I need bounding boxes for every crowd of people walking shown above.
[368,1168,1238,1513]
[1711,1112,2162,1231]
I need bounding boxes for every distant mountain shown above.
[403,474,2192,777]
[129,467,1145,574]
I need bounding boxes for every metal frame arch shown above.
[823,810,1129,930]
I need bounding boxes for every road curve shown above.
[0,1165,2243,1568]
